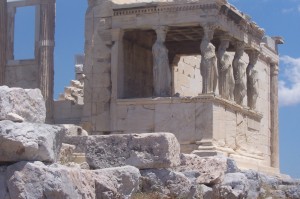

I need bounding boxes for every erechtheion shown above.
[0,0,284,173]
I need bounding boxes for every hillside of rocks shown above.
[0,86,299,199]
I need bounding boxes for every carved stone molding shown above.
[116,95,263,121]
[113,3,219,16]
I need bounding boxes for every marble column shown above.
[38,0,55,123]
[6,7,15,61]
[153,26,171,97]
[200,25,218,94]
[270,63,279,168]
[0,0,7,85]
[247,50,259,109]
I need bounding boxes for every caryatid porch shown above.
[82,0,282,173]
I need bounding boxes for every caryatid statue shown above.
[247,51,259,109]
[200,25,218,94]
[232,42,247,105]
[248,69,259,110]
[217,38,235,100]
[153,26,171,97]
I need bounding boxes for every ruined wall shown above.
[81,1,113,132]
[5,61,39,89]
[4,0,56,123]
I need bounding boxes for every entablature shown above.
[111,0,264,51]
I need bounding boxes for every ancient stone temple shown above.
[0,0,284,174]
[81,0,283,173]
[0,0,55,123]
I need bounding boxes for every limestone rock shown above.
[86,133,180,169]
[5,113,24,123]
[213,173,249,199]
[176,154,239,185]
[60,124,88,136]
[200,184,213,199]
[282,185,300,199]
[6,161,140,199]
[242,170,263,199]
[62,135,88,153]
[0,86,46,123]
[139,169,201,199]
[0,167,10,199]
[58,143,76,165]
[0,120,63,163]
[94,166,141,198]
[6,161,96,199]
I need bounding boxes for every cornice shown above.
[113,3,219,16]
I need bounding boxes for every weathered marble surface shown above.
[86,133,180,169]
[217,39,234,100]
[153,26,171,97]
[0,120,63,163]
[0,86,46,123]
[6,161,140,199]
[140,168,201,198]
[200,25,218,94]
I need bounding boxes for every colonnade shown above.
[152,24,260,110]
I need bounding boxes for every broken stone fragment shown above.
[213,173,250,199]
[86,133,181,169]
[175,154,239,186]
[0,86,46,123]
[5,113,24,123]
[139,168,201,199]
[60,124,88,137]
[6,161,140,199]
[0,167,9,199]
[0,120,63,163]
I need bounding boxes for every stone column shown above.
[38,0,55,123]
[6,6,15,61]
[153,26,171,97]
[0,0,7,85]
[270,63,279,168]
[200,25,218,94]
[111,28,124,131]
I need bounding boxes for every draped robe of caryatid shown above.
[153,27,171,97]
[217,40,234,100]
[200,38,218,94]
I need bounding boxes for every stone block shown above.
[93,166,140,198]
[139,169,201,198]
[62,135,89,154]
[122,105,155,132]
[155,103,196,144]
[60,124,88,137]
[6,161,140,199]
[86,133,180,169]
[0,120,63,163]
[0,86,46,123]
[176,154,239,186]
[195,103,213,140]
[0,167,9,199]
[213,173,250,199]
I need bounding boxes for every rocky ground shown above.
[0,86,299,199]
